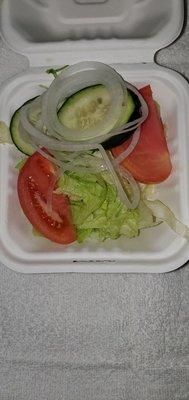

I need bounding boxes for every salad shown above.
[1,61,189,245]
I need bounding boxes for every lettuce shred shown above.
[144,199,189,239]
[46,65,69,79]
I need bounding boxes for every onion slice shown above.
[46,168,60,214]
[35,146,140,209]
[36,147,106,174]
[20,103,101,151]
[107,81,148,138]
[19,63,149,151]
[28,96,44,131]
[113,127,141,165]
[97,145,140,209]
[42,61,125,142]
[119,167,141,209]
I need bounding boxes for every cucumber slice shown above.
[10,98,37,156]
[58,85,135,133]
[103,89,141,149]
[116,91,135,127]
[10,87,137,155]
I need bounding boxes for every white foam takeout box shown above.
[0,0,188,274]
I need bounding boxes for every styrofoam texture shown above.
[0,63,189,273]
[0,0,184,65]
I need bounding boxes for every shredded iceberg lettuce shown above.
[141,183,189,239]
[144,199,189,239]
[58,171,157,243]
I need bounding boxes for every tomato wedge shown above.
[112,85,172,183]
[17,151,76,244]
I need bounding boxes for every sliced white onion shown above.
[46,169,60,214]
[36,146,139,209]
[37,143,139,209]
[36,147,106,174]
[113,127,141,165]
[20,103,100,151]
[36,147,63,167]
[97,145,138,209]
[40,82,147,147]
[42,61,125,142]
[124,81,149,128]
[58,79,148,145]
[28,96,43,131]
[51,150,107,171]
[119,167,141,209]
[105,82,148,139]
[19,63,148,151]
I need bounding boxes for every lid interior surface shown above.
[0,0,184,64]
[6,0,174,41]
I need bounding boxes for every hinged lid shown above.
[0,0,184,66]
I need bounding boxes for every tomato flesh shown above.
[112,85,172,184]
[17,151,76,244]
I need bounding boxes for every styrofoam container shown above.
[0,0,188,274]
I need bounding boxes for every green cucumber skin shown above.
[10,97,37,156]
[116,91,135,127]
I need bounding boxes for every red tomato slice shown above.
[112,85,172,184]
[17,151,76,244]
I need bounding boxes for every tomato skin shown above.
[112,85,172,184]
[17,151,76,244]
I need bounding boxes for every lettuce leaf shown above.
[58,171,142,243]
[144,199,189,239]
[141,183,189,238]
[58,171,107,226]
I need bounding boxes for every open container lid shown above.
[0,0,184,66]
